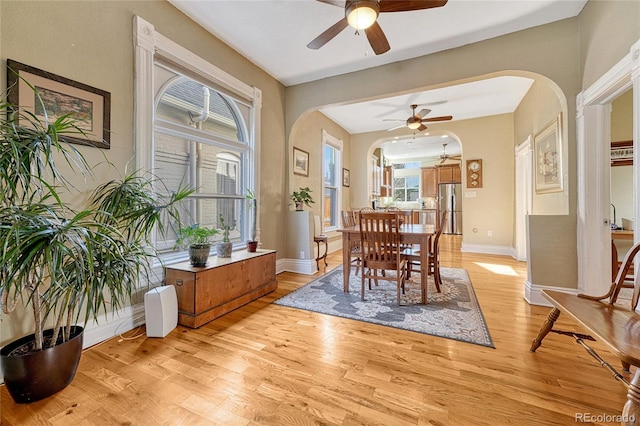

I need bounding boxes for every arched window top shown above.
[156,76,245,143]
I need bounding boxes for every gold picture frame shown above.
[534,114,563,193]
[7,59,111,149]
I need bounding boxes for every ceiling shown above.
[170,0,586,160]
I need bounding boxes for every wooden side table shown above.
[314,235,328,271]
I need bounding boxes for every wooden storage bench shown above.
[165,250,277,328]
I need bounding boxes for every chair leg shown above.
[434,264,442,293]
[361,269,366,301]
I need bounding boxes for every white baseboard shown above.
[461,242,516,257]
[523,280,580,307]
[83,303,146,349]
[277,258,317,275]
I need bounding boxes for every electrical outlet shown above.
[487,230,492,237]
[300,251,304,259]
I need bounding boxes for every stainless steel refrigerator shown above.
[438,183,462,234]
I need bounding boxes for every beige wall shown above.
[579,0,640,88]
[0,0,287,345]
[611,89,633,141]
[347,114,516,248]
[287,110,351,248]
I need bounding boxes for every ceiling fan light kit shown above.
[346,1,379,30]
[309,0,448,55]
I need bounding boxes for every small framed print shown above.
[534,113,562,193]
[7,59,111,149]
[342,168,350,187]
[293,147,309,177]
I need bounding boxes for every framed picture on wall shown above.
[534,113,563,193]
[293,147,309,176]
[342,168,350,187]
[6,59,111,149]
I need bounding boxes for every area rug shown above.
[274,267,494,348]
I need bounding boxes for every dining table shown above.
[337,223,436,304]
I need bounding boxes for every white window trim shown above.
[134,16,262,265]
[322,129,343,232]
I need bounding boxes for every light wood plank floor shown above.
[2,236,630,425]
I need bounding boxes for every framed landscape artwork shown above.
[534,114,563,193]
[293,147,309,176]
[7,59,111,149]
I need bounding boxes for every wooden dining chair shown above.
[403,211,448,292]
[342,210,361,275]
[359,211,408,305]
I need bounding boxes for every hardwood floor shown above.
[2,236,630,425]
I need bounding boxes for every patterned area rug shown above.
[274,266,494,348]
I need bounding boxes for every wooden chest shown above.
[164,250,277,328]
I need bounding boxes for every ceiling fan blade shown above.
[387,123,406,132]
[315,0,345,7]
[307,18,349,50]
[421,115,453,122]
[380,0,448,13]
[417,124,428,132]
[382,118,406,122]
[416,108,431,118]
[365,21,390,55]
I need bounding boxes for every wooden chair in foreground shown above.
[403,211,448,292]
[359,211,408,305]
[530,241,640,424]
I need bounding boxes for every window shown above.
[393,175,420,202]
[322,130,342,231]
[392,161,420,202]
[135,16,261,265]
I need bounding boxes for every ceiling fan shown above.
[307,0,448,55]
[439,143,461,163]
[385,104,453,131]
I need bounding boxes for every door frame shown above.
[515,136,533,261]
[576,39,640,297]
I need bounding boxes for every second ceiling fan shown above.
[307,0,448,55]
[385,104,453,132]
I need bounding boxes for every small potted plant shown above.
[246,189,258,252]
[216,214,236,258]
[175,224,219,267]
[291,187,314,211]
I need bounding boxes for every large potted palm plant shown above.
[0,88,192,403]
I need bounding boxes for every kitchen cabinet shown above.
[165,250,277,328]
[381,166,392,196]
[436,164,461,184]
[421,167,437,197]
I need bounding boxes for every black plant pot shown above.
[1,326,84,403]
[189,244,211,267]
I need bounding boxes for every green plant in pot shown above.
[175,224,219,267]
[216,214,236,258]
[245,189,258,252]
[0,89,193,403]
[291,186,314,211]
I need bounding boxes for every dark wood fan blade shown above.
[416,108,431,118]
[421,115,453,122]
[307,18,349,50]
[380,0,447,13]
[417,124,428,132]
[365,21,390,55]
[315,0,345,7]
